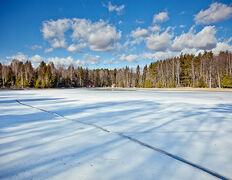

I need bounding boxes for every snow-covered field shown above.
[0,89,232,180]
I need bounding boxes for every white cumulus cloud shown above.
[126,27,149,46]
[172,26,217,51]
[45,48,53,53]
[127,26,172,51]
[30,54,44,63]
[6,53,45,67]
[41,19,71,48]
[120,54,138,62]
[212,42,232,55]
[41,18,121,53]
[6,52,28,61]
[48,56,74,67]
[142,53,156,60]
[67,43,87,53]
[105,2,125,14]
[153,12,169,23]
[142,51,177,60]
[131,27,149,38]
[148,25,161,32]
[194,2,232,24]
[146,31,173,51]
[71,18,121,52]
[76,54,100,66]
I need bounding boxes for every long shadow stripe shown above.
[16,99,230,180]
[117,132,229,180]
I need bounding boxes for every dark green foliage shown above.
[180,54,192,87]
[198,77,207,88]
[144,80,152,88]
[23,80,30,87]
[35,79,41,88]
[5,67,15,87]
[221,75,232,88]
[94,69,100,87]
[141,65,147,87]
[167,78,175,88]
[120,80,124,87]
[135,65,140,87]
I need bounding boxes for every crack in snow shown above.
[16,99,230,180]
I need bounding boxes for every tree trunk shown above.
[191,59,195,88]
[209,60,212,88]
[21,71,23,88]
[218,72,221,88]
[176,59,180,87]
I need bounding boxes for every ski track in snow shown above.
[0,89,232,180]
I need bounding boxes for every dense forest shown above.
[0,51,232,89]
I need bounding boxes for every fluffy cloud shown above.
[30,54,44,63]
[146,31,173,51]
[142,53,156,60]
[6,53,45,67]
[148,25,161,32]
[41,19,71,48]
[71,18,121,52]
[178,41,232,56]
[6,52,28,61]
[153,51,177,60]
[194,2,232,24]
[131,27,149,38]
[83,54,100,65]
[76,54,100,66]
[142,51,177,60]
[5,53,103,68]
[41,18,121,52]
[172,26,217,51]
[105,2,125,14]
[67,43,87,53]
[31,45,42,50]
[46,54,100,67]
[127,26,172,51]
[153,12,169,23]
[50,39,67,49]
[48,56,74,67]
[125,28,148,46]
[212,42,232,55]
[88,27,120,52]
[45,48,53,53]
[120,54,138,62]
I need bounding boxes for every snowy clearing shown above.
[0,89,232,180]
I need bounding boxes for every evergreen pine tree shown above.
[221,74,232,88]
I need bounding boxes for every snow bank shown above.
[0,89,231,179]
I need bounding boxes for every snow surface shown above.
[0,89,232,180]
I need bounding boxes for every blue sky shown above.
[0,0,232,69]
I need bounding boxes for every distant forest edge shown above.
[0,51,232,89]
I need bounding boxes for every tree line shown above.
[0,51,232,89]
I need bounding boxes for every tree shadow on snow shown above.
[0,97,232,179]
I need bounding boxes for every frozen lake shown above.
[0,89,232,180]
